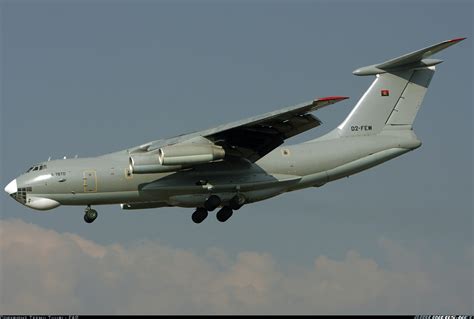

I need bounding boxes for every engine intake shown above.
[158,144,225,166]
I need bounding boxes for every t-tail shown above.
[336,38,466,137]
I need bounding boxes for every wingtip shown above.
[317,96,350,102]
[447,37,467,43]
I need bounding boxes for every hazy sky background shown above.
[1,0,472,314]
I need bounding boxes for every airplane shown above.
[4,38,466,224]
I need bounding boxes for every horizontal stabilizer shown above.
[353,37,466,76]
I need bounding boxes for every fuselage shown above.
[5,128,421,212]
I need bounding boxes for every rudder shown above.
[384,67,434,128]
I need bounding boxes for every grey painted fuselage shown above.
[9,128,420,209]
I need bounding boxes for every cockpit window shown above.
[26,164,48,173]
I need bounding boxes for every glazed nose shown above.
[4,179,17,195]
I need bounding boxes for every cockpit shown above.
[26,164,48,173]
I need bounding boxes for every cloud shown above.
[0,219,471,314]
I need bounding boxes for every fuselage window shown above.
[33,167,39,171]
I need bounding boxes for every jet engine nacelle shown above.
[129,143,225,174]
[158,144,225,166]
[129,151,182,174]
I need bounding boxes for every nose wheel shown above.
[84,206,98,223]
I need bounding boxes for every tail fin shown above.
[337,38,465,136]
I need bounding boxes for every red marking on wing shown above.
[316,96,349,102]
[447,37,466,43]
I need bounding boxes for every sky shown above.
[0,0,473,314]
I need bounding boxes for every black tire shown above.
[204,195,221,211]
[192,208,208,224]
[88,209,98,220]
[216,207,233,222]
[84,209,98,223]
[84,214,93,223]
[229,194,245,210]
[229,202,243,210]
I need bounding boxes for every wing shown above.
[202,96,349,161]
[136,96,348,162]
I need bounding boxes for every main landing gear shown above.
[192,194,245,224]
[204,194,221,211]
[84,205,98,223]
[192,207,208,224]
[216,206,233,222]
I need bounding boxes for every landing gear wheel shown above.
[229,194,246,210]
[84,208,98,223]
[216,206,233,223]
[192,207,208,224]
[84,214,93,223]
[204,195,221,211]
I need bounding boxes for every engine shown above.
[129,151,181,174]
[158,144,225,166]
[129,143,225,174]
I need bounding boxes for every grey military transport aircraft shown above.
[4,38,465,224]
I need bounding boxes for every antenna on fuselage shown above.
[47,156,51,161]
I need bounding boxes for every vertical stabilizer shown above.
[337,70,416,136]
[336,38,465,137]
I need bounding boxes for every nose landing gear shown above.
[84,206,98,223]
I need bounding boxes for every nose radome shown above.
[4,179,17,195]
